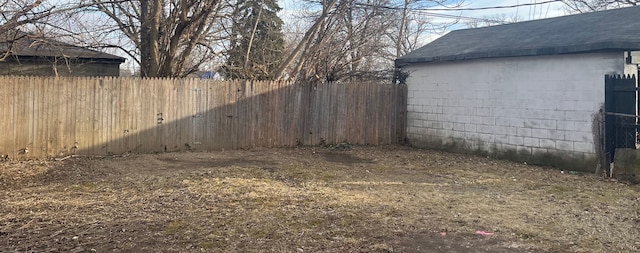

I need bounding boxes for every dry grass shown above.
[1,146,639,252]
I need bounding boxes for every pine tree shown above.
[222,0,285,80]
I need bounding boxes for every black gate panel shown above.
[604,74,637,164]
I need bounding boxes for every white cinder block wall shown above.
[403,52,626,167]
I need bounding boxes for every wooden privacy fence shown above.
[0,76,407,158]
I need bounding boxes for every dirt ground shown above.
[1,146,639,253]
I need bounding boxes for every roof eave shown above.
[397,42,640,67]
[4,54,126,64]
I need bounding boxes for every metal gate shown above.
[603,74,638,176]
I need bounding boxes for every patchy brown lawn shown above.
[1,146,639,252]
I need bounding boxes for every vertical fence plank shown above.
[0,77,11,157]
[11,77,19,158]
[40,77,48,156]
[165,78,175,151]
[304,83,314,145]
[49,77,61,156]
[92,77,102,155]
[139,78,147,152]
[268,80,275,146]
[77,77,88,155]
[126,78,136,152]
[382,84,389,144]
[210,80,217,149]
[252,80,259,148]
[347,82,355,144]
[183,78,190,149]
[356,82,363,144]
[26,77,37,158]
[226,80,234,149]
[328,82,337,144]
[26,76,37,158]
[372,82,379,144]
[266,81,273,147]
[317,84,326,145]
[153,78,161,152]
[58,78,69,156]
[175,78,184,151]
[330,83,337,144]
[0,77,6,156]
[186,78,195,149]
[219,80,227,149]
[221,80,229,149]
[105,77,114,154]
[115,77,125,153]
[335,83,345,143]
[21,76,33,158]
[277,81,285,146]
[109,77,119,154]
[155,78,164,151]
[229,80,236,149]
[75,78,85,155]
[239,80,248,148]
[286,82,293,145]
[255,80,263,147]
[195,79,205,150]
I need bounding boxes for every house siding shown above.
[402,52,626,170]
[0,59,120,77]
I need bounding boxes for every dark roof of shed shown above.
[396,6,640,67]
[0,30,125,62]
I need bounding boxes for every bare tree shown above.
[293,0,396,82]
[274,0,339,80]
[0,0,58,60]
[562,0,638,13]
[464,13,523,28]
[391,0,463,59]
[59,0,227,77]
[277,0,463,82]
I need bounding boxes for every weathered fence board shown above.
[0,77,407,159]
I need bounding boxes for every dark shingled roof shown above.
[396,6,640,67]
[0,30,125,63]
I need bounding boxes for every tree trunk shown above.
[148,0,162,76]
[139,0,152,77]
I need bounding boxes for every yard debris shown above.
[53,154,131,161]
[475,231,495,236]
[331,142,353,151]
[54,155,75,161]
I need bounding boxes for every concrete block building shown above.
[396,7,640,170]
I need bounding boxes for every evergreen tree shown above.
[222,0,285,80]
